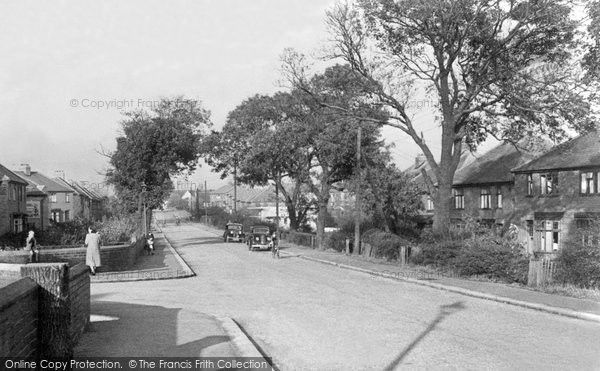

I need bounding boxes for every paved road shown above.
[89,222,600,370]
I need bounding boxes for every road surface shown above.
[89,222,600,370]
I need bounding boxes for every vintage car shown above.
[247,226,273,251]
[223,223,245,243]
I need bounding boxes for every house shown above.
[54,177,90,220]
[24,186,49,231]
[404,151,477,225]
[449,138,552,228]
[14,165,77,223]
[511,130,600,255]
[0,163,28,235]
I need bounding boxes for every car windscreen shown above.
[227,225,242,230]
[252,227,269,234]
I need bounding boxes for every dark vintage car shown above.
[247,226,273,251]
[223,223,245,243]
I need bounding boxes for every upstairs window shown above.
[50,193,57,203]
[527,174,533,195]
[453,189,464,210]
[540,173,558,195]
[66,193,70,203]
[581,171,599,194]
[480,188,491,209]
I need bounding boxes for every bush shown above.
[411,240,462,267]
[287,231,315,247]
[362,229,410,261]
[554,240,600,289]
[95,215,140,245]
[323,231,349,252]
[412,220,528,283]
[453,242,529,284]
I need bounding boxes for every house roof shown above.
[404,150,477,188]
[512,130,600,173]
[13,170,73,193]
[0,163,28,185]
[53,177,79,194]
[453,137,552,186]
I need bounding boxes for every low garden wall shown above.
[0,262,90,358]
[0,278,39,358]
[0,238,145,272]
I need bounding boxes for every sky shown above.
[0,0,441,192]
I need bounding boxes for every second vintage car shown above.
[223,222,245,243]
[247,226,273,251]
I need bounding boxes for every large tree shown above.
[107,97,211,221]
[287,0,596,234]
[204,92,316,230]
[297,64,388,248]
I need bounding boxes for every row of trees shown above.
[104,0,600,247]
[203,66,422,247]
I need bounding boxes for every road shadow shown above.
[383,301,466,370]
[75,300,233,357]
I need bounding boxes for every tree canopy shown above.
[107,97,211,213]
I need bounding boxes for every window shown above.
[51,210,61,222]
[66,193,70,203]
[576,218,599,245]
[13,218,23,233]
[426,196,434,211]
[10,184,16,201]
[453,189,464,209]
[540,173,558,195]
[496,189,503,209]
[64,210,70,222]
[49,193,57,203]
[581,171,599,194]
[526,220,534,238]
[536,220,561,252]
[480,188,491,209]
[527,174,533,195]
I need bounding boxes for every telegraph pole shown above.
[354,124,362,255]
[233,164,237,213]
[204,180,208,222]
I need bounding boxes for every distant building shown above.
[0,163,28,235]
[14,165,77,224]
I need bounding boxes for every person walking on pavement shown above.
[85,227,101,275]
[25,230,39,263]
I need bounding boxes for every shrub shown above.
[323,231,349,252]
[362,229,410,261]
[95,215,140,245]
[411,240,462,267]
[287,231,315,247]
[453,242,529,284]
[554,239,600,289]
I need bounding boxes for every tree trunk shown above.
[316,199,329,249]
[432,179,452,236]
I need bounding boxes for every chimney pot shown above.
[20,163,31,176]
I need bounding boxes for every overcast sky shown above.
[0,0,439,191]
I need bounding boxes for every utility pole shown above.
[354,124,362,255]
[204,180,208,222]
[275,171,280,239]
[233,163,237,213]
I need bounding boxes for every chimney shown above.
[415,154,426,168]
[20,163,31,176]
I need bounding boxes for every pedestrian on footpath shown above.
[85,227,102,275]
[25,230,39,263]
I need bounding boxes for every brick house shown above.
[511,130,600,255]
[14,165,77,224]
[450,138,551,228]
[0,163,28,235]
[24,186,48,231]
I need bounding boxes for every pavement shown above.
[76,226,272,366]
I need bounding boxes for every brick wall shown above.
[0,278,39,357]
[69,264,90,343]
[39,240,144,271]
[450,183,514,224]
[0,262,92,358]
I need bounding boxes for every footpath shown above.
[76,228,269,365]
